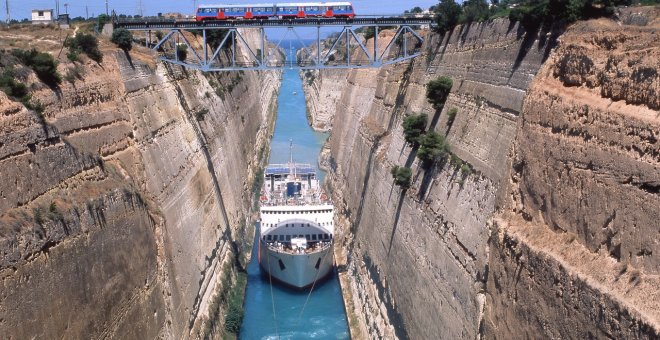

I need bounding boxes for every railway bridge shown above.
[114,17,434,72]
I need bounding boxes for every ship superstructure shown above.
[258,143,334,289]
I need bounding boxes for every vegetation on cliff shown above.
[11,48,61,87]
[417,132,449,168]
[402,113,428,146]
[111,28,133,52]
[65,33,103,63]
[426,76,453,109]
[391,166,413,189]
[431,0,660,33]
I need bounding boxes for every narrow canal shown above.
[240,43,350,339]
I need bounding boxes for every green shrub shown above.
[66,49,80,62]
[460,162,472,176]
[390,166,412,189]
[12,49,62,87]
[97,14,110,31]
[0,71,29,99]
[67,33,103,62]
[426,76,453,109]
[450,153,462,167]
[402,113,427,145]
[195,108,209,121]
[446,107,458,129]
[111,28,133,51]
[417,131,448,167]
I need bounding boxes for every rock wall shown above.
[317,19,552,339]
[0,28,279,339]
[485,13,659,339]
[310,12,659,340]
[301,69,347,131]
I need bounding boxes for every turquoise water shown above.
[239,45,350,340]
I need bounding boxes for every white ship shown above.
[258,143,334,289]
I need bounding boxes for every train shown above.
[195,2,355,21]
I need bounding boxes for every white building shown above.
[31,9,54,24]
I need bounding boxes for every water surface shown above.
[240,45,349,340]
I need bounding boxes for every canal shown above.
[239,44,350,339]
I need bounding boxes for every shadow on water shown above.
[240,41,349,340]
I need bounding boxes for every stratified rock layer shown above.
[309,11,659,340]
[486,14,659,339]
[0,28,279,339]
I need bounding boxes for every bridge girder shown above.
[120,18,429,72]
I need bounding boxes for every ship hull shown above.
[259,241,334,290]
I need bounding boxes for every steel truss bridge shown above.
[114,17,434,72]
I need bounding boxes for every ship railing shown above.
[265,241,332,254]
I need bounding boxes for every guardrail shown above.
[114,16,435,30]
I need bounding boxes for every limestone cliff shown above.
[0,26,279,339]
[307,10,659,340]
[486,12,659,339]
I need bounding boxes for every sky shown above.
[5,0,440,21]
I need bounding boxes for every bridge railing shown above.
[118,16,432,71]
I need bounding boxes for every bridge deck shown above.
[114,16,434,30]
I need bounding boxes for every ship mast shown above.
[288,139,297,179]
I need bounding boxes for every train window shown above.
[324,234,329,239]
[312,234,317,240]
[253,7,266,12]
[286,235,291,241]
[305,6,318,11]
[279,235,284,241]
[306,235,310,240]
[267,235,272,241]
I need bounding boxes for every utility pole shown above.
[63,3,68,14]
[105,0,108,16]
[5,0,9,24]
[193,0,197,13]
[137,0,142,17]
[55,0,59,17]
[85,5,88,19]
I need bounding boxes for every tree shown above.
[111,28,133,51]
[462,0,491,22]
[402,113,428,145]
[433,0,462,35]
[426,76,453,109]
[405,6,424,14]
[391,166,413,189]
[417,131,449,167]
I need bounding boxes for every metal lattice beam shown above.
[132,20,426,72]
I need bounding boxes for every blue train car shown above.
[195,2,354,21]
